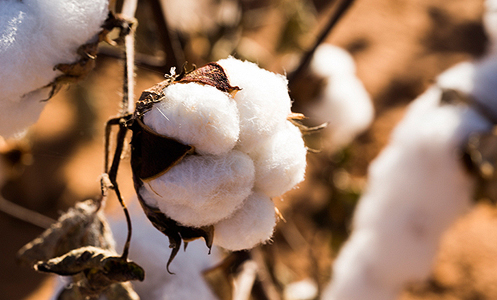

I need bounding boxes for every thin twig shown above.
[288,0,356,87]
[0,196,55,229]
[121,0,138,115]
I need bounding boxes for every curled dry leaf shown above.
[17,199,142,300]
[36,246,143,300]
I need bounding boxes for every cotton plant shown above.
[322,2,497,299]
[131,57,308,257]
[0,0,109,137]
[307,44,374,150]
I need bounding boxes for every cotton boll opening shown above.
[217,57,293,153]
[213,191,276,251]
[251,121,307,197]
[143,82,240,155]
[141,150,255,227]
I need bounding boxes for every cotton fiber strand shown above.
[322,55,497,300]
[308,44,374,149]
[213,191,276,251]
[251,121,307,197]
[141,150,255,227]
[108,201,221,300]
[0,0,109,137]
[217,57,293,153]
[144,82,240,155]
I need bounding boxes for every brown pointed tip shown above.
[178,62,241,95]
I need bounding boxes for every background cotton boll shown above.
[213,191,276,251]
[310,44,357,78]
[143,82,240,155]
[141,150,255,227]
[251,121,307,197]
[217,57,293,153]
[306,44,374,150]
[325,85,481,300]
[108,201,221,300]
[308,76,374,149]
[0,0,108,137]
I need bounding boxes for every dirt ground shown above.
[1,0,496,299]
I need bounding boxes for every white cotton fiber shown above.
[311,44,357,77]
[323,57,497,300]
[108,200,222,300]
[143,82,240,155]
[0,0,109,137]
[217,57,293,153]
[213,191,276,251]
[308,44,374,149]
[141,150,255,227]
[251,121,307,197]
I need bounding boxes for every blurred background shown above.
[1,0,496,299]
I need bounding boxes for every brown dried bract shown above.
[178,62,241,96]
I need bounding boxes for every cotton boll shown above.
[251,121,307,197]
[213,191,276,251]
[0,0,108,137]
[307,44,374,150]
[323,67,493,300]
[143,82,240,155]
[217,57,293,153]
[108,201,221,300]
[310,44,357,78]
[141,150,255,227]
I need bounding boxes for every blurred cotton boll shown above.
[143,82,240,155]
[213,191,277,251]
[108,201,222,300]
[217,57,293,154]
[484,0,497,54]
[141,150,255,227]
[0,0,109,137]
[251,121,307,197]
[322,50,497,300]
[307,44,374,150]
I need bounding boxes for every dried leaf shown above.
[35,246,144,300]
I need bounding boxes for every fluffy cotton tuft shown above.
[139,58,307,250]
[217,57,293,153]
[213,191,276,251]
[322,54,497,300]
[143,82,240,155]
[141,150,255,227]
[0,0,109,137]
[307,44,374,150]
[251,121,307,197]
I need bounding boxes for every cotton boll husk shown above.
[108,201,222,300]
[323,60,497,300]
[141,150,255,227]
[143,82,240,155]
[310,44,357,78]
[213,191,276,251]
[0,0,108,137]
[217,57,293,153]
[251,121,307,197]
